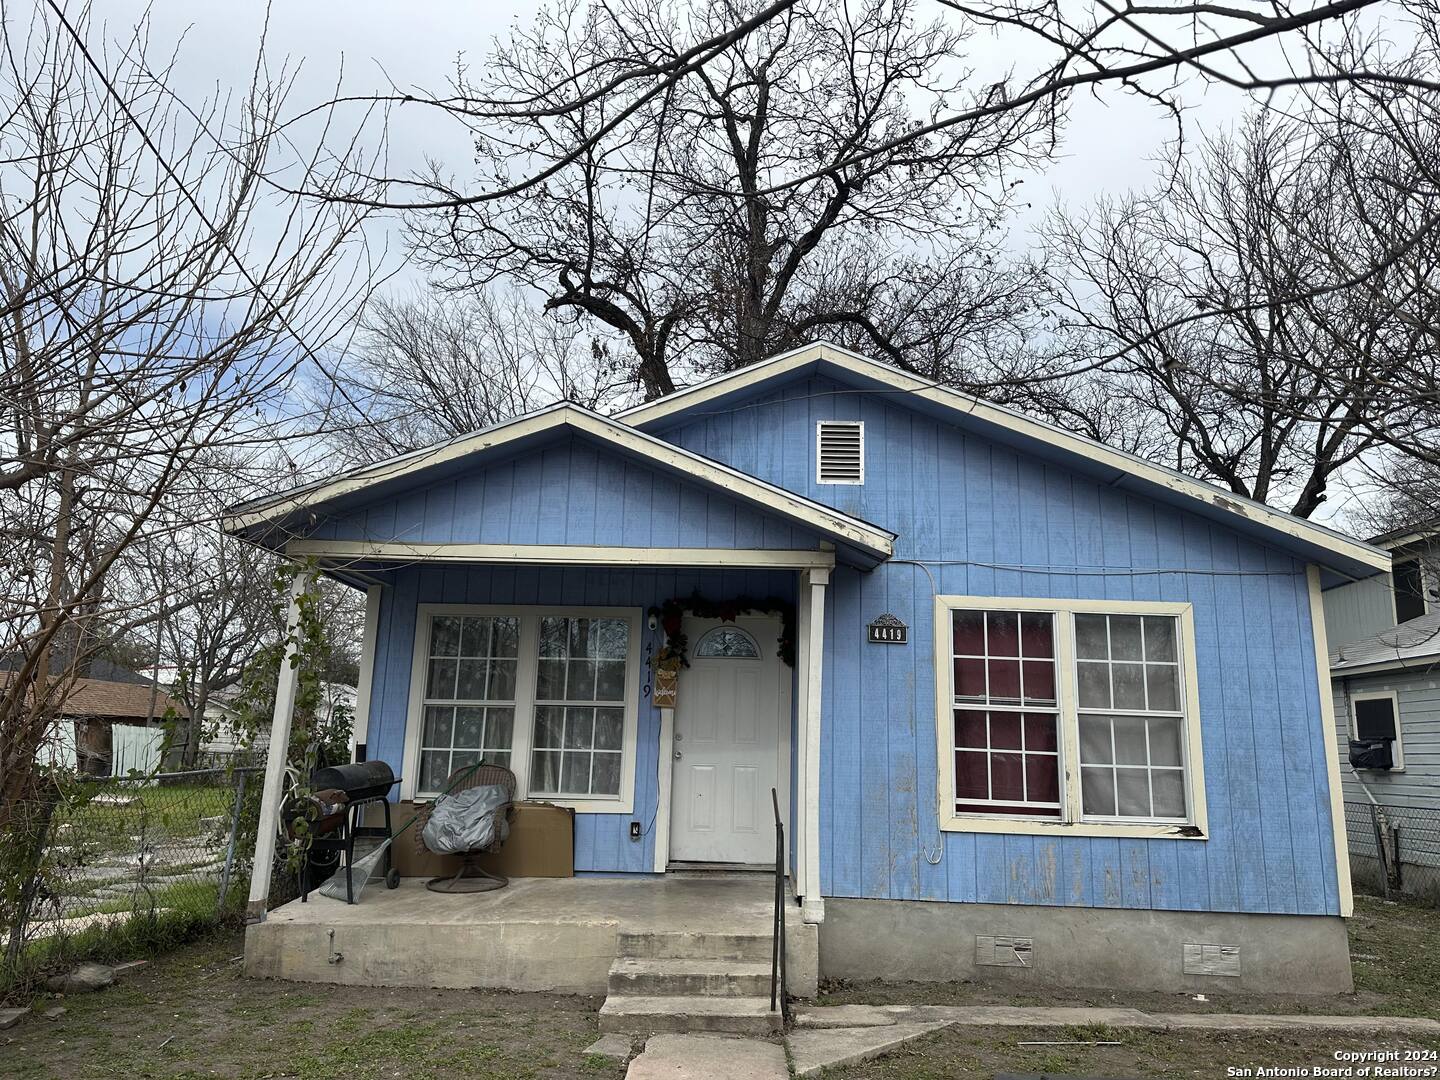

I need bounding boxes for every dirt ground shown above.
[5,894,1439,1079]
[817,1024,1440,1079]
[0,935,625,1080]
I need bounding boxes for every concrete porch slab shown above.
[246,875,817,995]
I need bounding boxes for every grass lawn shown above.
[3,935,623,1080]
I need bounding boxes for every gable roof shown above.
[2,675,189,721]
[619,341,1390,583]
[223,402,896,564]
[1330,611,1440,677]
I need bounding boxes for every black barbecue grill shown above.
[296,761,402,903]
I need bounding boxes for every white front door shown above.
[669,616,788,865]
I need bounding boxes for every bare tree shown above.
[403,0,1051,396]
[0,7,374,833]
[322,288,633,464]
[1035,108,1434,517]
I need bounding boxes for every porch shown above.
[244,873,818,1002]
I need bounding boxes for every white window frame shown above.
[403,604,641,812]
[934,595,1209,840]
[816,420,865,485]
[1349,689,1404,771]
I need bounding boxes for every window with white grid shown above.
[937,597,1203,836]
[408,607,640,810]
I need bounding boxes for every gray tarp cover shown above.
[422,784,510,854]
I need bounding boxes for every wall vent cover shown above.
[975,935,1033,968]
[817,421,864,485]
[1182,942,1241,977]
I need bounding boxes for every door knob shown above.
[674,750,683,760]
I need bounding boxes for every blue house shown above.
[227,342,1387,1003]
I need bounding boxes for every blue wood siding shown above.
[303,435,825,552]
[365,565,796,874]
[653,376,1341,916]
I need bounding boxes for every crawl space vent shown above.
[817,421,864,485]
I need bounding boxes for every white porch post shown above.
[246,568,313,922]
[350,584,382,760]
[798,566,829,924]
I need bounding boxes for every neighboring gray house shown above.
[1323,518,1438,650]
[1330,611,1440,897]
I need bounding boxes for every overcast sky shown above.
[108,0,1274,259]
[92,1,1400,525]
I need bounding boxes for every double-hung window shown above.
[407,606,641,811]
[937,596,1206,838]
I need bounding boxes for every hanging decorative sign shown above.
[867,613,908,644]
[653,668,678,708]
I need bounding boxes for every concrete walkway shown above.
[786,1004,1440,1077]
[612,1004,1440,1078]
[624,1033,787,1080]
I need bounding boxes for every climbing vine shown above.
[647,591,797,668]
[222,560,342,878]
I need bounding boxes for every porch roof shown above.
[222,403,895,568]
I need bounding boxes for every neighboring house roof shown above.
[620,342,1391,583]
[1,675,190,721]
[1367,516,1440,551]
[223,402,897,565]
[1330,611,1440,677]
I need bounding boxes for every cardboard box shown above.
[380,800,575,879]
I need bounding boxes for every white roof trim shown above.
[223,403,895,559]
[619,341,1390,575]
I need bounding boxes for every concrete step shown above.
[598,993,782,1036]
[607,956,774,998]
[616,930,773,962]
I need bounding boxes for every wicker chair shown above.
[413,762,516,893]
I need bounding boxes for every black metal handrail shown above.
[769,787,790,1023]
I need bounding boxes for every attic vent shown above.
[817,421,864,485]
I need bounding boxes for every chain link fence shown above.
[1346,800,1440,902]
[3,767,269,998]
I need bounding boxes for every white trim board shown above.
[224,403,895,562]
[1308,564,1354,917]
[619,341,1389,578]
[286,539,838,571]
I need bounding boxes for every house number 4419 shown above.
[867,614,908,644]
